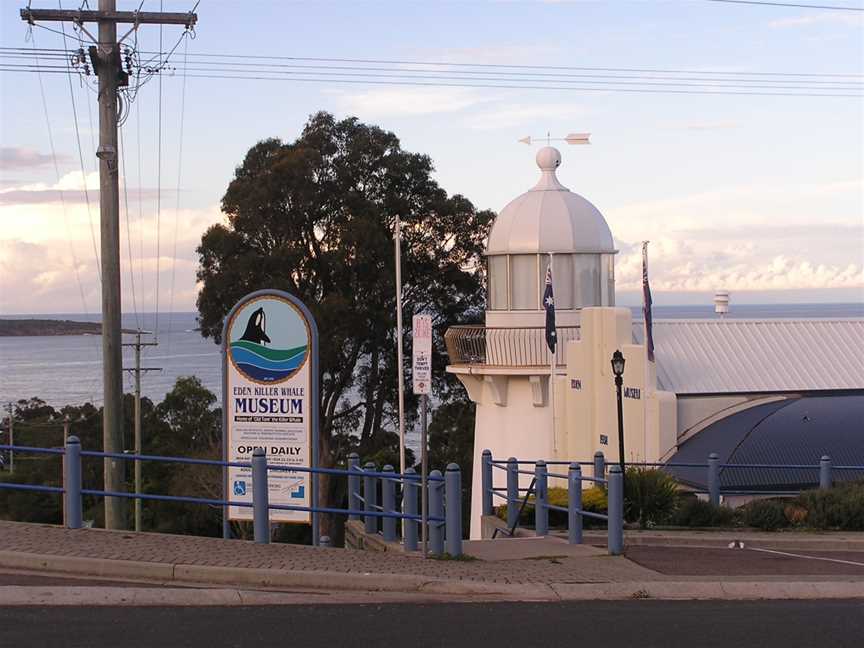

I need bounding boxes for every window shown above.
[554,254,574,310]
[573,255,601,307]
[511,254,539,310]
[603,254,616,306]
[488,255,508,310]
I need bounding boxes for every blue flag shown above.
[642,242,655,362]
[544,264,556,353]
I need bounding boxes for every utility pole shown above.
[123,331,160,533]
[21,2,197,530]
[6,403,13,475]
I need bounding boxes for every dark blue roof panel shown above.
[667,394,864,491]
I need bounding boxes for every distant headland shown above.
[0,319,137,337]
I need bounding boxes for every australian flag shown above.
[543,264,556,353]
[642,242,655,362]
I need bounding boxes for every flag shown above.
[642,241,655,362]
[543,263,556,353]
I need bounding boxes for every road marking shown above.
[749,547,864,568]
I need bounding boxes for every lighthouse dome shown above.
[487,146,614,255]
[486,146,616,313]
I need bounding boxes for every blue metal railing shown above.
[482,449,864,555]
[0,440,462,556]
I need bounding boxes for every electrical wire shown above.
[703,0,863,10]
[28,32,92,323]
[58,6,101,284]
[154,5,163,342]
[166,33,189,352]
[119,124,141,330]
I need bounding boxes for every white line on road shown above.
[749,547,864,568]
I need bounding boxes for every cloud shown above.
[334,87,489,117]
[0,147,68,170]
[0,171,170,205]
[0,204,224,314]
[669,121,740,132]
[466,102,584,130]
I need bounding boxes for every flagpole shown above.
[641,241,651,461]
[548,253,556,454]
[395,216,407,475]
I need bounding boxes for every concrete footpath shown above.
[0,521,861,604]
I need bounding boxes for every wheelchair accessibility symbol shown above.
[233,480,247,496]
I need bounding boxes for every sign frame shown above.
[220,289,320,543]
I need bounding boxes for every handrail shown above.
[445,324,579,366]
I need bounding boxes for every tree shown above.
[196,112,493,535]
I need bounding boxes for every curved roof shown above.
[666,395,864,490]
[486,146,615,255]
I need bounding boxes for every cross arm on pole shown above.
[20,8,197,27]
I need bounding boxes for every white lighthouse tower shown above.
[445,145,617,538]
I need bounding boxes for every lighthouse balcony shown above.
[444,324,579,370]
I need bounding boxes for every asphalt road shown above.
[3,601,863,648]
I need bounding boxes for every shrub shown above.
[624,467,679,529]
[493,485,609,530]
[670,497,737,528]
[741,498,790,531]
[798,480,864,531]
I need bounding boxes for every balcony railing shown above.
[445,325,580,367]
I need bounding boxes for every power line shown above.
[166,33,189,349]
[1,65,859,96]
[58,10,101,284]
[703,0,864,10]
[5,46,860,79]
[155,7,164,341]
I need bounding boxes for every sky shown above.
[0,0,862,315]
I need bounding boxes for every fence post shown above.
[607,464,624,556]
[594,451,605,482]
[445,464,463,557]
[429,470,445,556]
[382,465,396,542]
[252,448,270,545]
[363,461,377,534]
[820,455,832,490]
[568,463,582,545]
[347,452,361,521]
[535,460,548,536]
[707,453,720,507]
[506,457,519,530]
[481,449,493,516]
[64,436,83,530]
[402,467,418,551]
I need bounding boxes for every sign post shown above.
[412,314,432,557]
[221,290,319,544]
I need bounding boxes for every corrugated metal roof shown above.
[666,395,864,491]
[632,319,864,394]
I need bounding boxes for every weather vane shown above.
[518,132,591,146]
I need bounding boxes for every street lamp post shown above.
[611,350,626,491]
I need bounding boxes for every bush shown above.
[798,480,864,531]
[494,485,609,530]
[624,467,679,529]
[670,497,738,528]
[741,498,790,531]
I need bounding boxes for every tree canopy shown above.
[196,112,493,470]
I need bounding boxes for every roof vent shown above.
[714,290,730,317]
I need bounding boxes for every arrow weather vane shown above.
[518,132,591,146]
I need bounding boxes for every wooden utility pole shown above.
[123,331,160,532]
[21,1,197,530]
[6,403,13,475]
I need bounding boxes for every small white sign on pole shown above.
[412,314,432,395]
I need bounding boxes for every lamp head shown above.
[611,349,625,377]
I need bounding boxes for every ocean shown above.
[1,304,862,408]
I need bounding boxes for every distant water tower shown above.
[445,144,617,538]
[714,290,730,317]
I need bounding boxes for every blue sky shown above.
[1,0,862,314]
